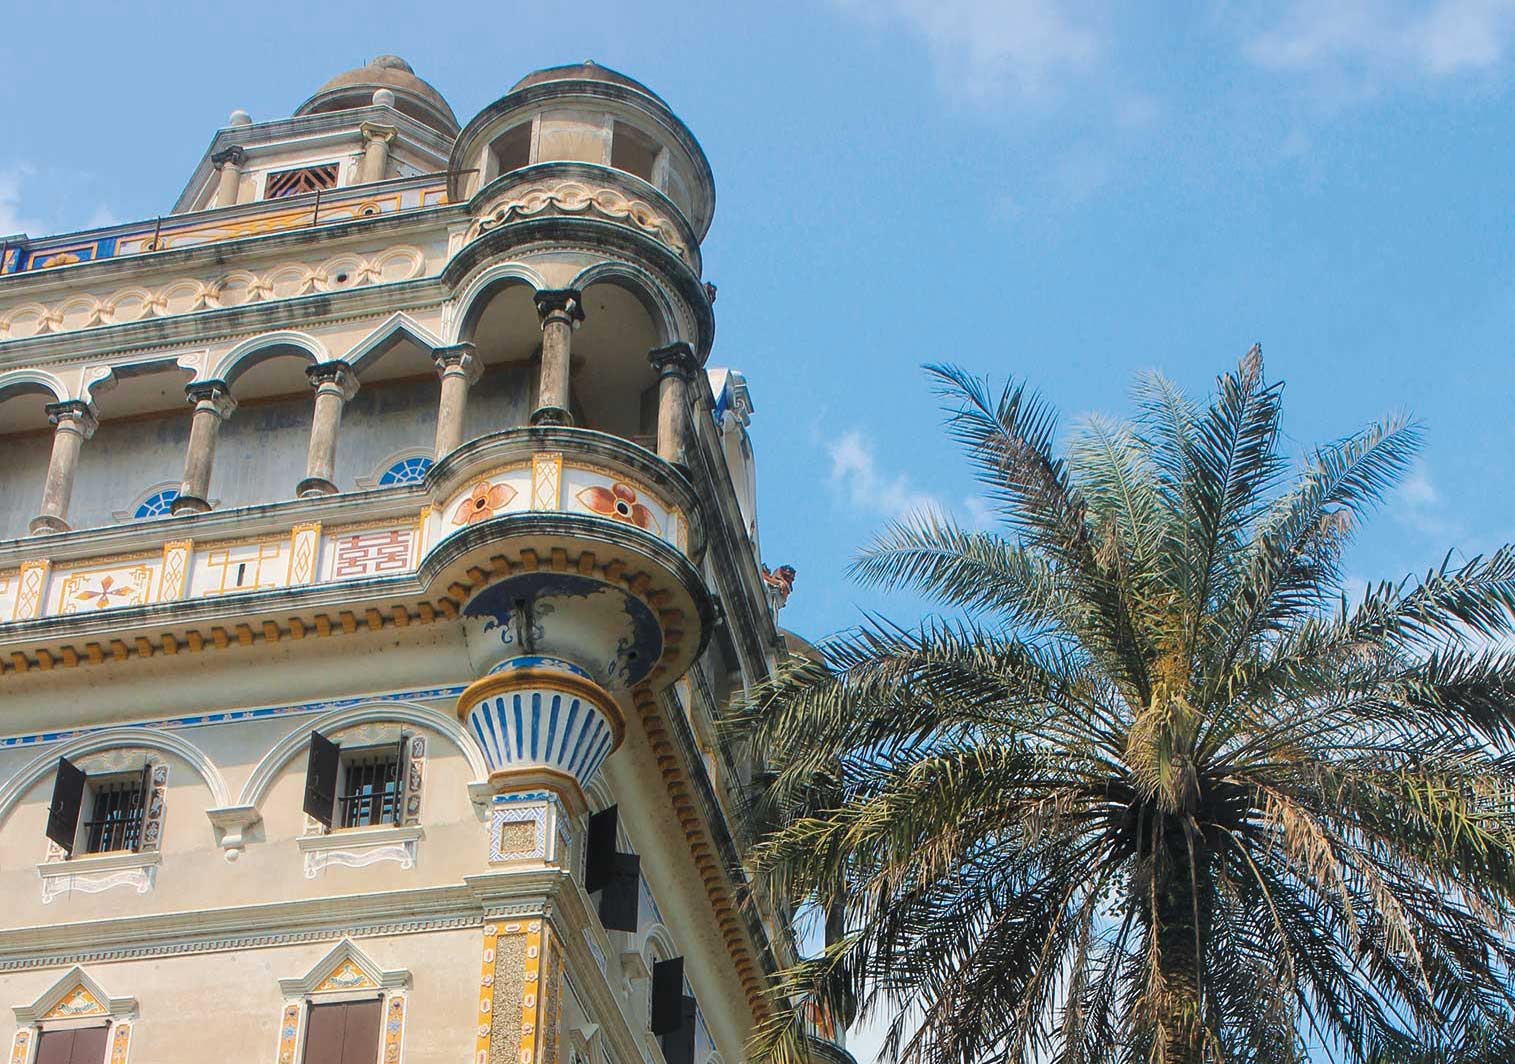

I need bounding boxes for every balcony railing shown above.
[0,173,452,278]
[0,428,697,630]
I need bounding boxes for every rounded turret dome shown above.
[508,60,668,106]
[295,54,458,135]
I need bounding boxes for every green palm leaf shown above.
[733,349,1515,1064]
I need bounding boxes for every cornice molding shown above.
[0,883,483,972]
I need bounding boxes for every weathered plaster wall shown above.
[0,431,52,540]
[0,927,479,1064]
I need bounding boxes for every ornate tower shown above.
[0,57,846,1064]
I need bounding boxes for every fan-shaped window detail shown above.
[134,489,179,518]
[378,457,432,485]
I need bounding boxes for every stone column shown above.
[297,362,358,498]
[359,123,397,184]
[171,380,237,515]
[647,342,698,469]
[211,146,246,207]
[29,401,97,534]
[531,289,584,426]
[432,343,481,460]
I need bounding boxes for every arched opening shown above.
[214,343,319,507]
[457,278,541,440]
[70,362,194,529]
[573,279,663,445]
[338,331,439,490]
[0,380,62,539]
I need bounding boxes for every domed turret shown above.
[507,60,670,106]
[294,54,458,135]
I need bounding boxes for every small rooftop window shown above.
[135,488,179,518]
[610,122,660,184]
[265,163,340,199]
[491,122,532,175]
[378,456,433,485]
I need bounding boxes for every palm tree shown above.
[731,348,1515,1064]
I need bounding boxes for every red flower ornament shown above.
[578,481,657,531]
[453,481,517,526]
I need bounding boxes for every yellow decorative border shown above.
[382,994,406,1064]
[8,1029,29,1064]
[288,522,322,586]
[475,922,501,1064]
[521,922,545,1064]
[109,1021,132,1064]
[14,560,49,621]
[275,1002,301,1064]
[531,453,563,511]
[159,541,192,602]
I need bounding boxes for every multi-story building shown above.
[0,56,835,1064]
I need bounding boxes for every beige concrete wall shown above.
[0,709,488,928]
[0,927,479,1064]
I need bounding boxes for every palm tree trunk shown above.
[1155,874,1206,1064]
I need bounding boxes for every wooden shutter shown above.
[46,756,86,854]
[392,734,410,827]
[584,806,619,893]
[304,1000,382,1064]
[341,999,382,1064]
[598,851,641,932]
[660,996,698,1064]
[304,732,341,829]
[34,1026,109,1064]
[650,957,685,1035]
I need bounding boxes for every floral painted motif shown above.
[276,1003,301,1064]
[577,482,657,532]
[453,482,517,526]
[74,575,138,610]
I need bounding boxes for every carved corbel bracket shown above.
[206,804,262,861]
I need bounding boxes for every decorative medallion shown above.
[314,959,378,992]
[576,482,658,532]
[42,984,106,1018]
[454,482,518,526]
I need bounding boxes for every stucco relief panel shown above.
[471,180,694,266]
[0,246,427,341]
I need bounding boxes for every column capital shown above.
[44,400,97,439]
[432,343,483,385]
[648,342,699,379]
[533,288,585,324]
[185,379,237,418]
[305,361,359,401]
[210,145,246,169]
[360,121,398,144]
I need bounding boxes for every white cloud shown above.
[961,493,997,530]
[1395,460,1462,539]
[0,167,38,236]
[83,204,117,230]
[828,430,941,519]
[1243,1,1515,93]
[836,0,1106,103]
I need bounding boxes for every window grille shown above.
[82,778,145,853]
[265,163,339,199]
[378,456,433,485]
[337,748,402,828]
[134,488,179,518]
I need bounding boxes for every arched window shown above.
[378,456,432,485]
[134,488,179,518]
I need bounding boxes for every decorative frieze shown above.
[0,246,430,341]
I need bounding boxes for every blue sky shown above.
[3,2,1514,1057]
[3,2,1513,646]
